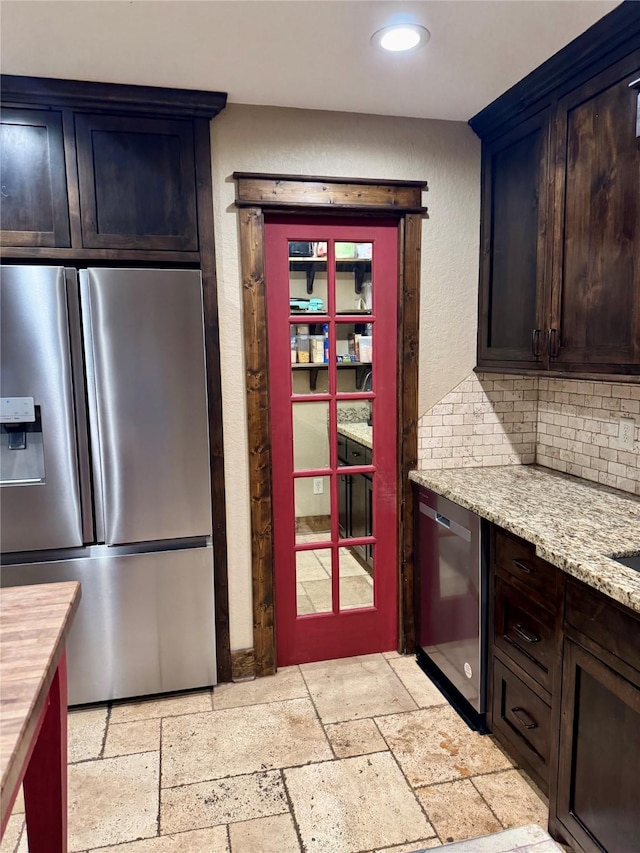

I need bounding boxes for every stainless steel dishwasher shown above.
[415,487,489,731]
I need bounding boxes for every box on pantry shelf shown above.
[335,243,356,259]
[296,334,310,363]
[348,333,361,360]
[359,336,372,363]
[309,336,324,363]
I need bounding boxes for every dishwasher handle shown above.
[419,503,472,543]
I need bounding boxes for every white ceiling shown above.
[0,0,620,122]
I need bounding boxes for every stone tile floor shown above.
[296,544,374,614]
[1,653,549,853]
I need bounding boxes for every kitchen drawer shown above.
[495,529,558,606]
[346,437,372,467]
[492,655,552,792]
[565,579,640,673]
[494,576,557,692]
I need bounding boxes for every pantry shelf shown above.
[291,362,372,391]
[289,258,372,294]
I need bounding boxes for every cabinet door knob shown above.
[547,327,559,359]
[531,328,542,358]
[512,623,540,644]
[511,706,538,730]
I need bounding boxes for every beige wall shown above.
[210,104,481,650]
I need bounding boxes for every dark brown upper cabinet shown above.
[478,111,550,369]
[0,108,70,247]
[75,114,198,252]
[550,57,640,373]
[472,4,640,379]
[0,75,226,260]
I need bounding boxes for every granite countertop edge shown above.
[409,465,640,615]
[337,422,372,450]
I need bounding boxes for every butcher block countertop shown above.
[409,465,640,615]
[0,581,81,823]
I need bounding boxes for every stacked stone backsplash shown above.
[417,373,640,496]
[417,373,538,470]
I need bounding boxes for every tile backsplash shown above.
[417,373,537,470]
[537,378,640,494]
[417,373,640,496]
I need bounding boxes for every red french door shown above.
[265,217,398,665]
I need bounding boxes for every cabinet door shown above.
[339,474,350,538]
[557,638,640,853]
[550,53,640,372]
[477,111,550,369]
[0,108,70,247]
[350,472,367,560]
[366,476,374,568]
[75,113,198,251]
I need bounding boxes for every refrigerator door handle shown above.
[79,271,106,543]
[66,269,94,545]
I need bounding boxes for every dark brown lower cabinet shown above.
[487,524,640,852]
[555,637,640,853]
[350,472,368,561]
[491,654,552,793]
[489,528,561,795]
[337,434,373,569]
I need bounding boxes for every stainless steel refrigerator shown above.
[0,266,216,705]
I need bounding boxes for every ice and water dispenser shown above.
[0,396,45,483]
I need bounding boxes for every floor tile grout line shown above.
[469,775,508,831]
[375,718,439,844]
[212,691,312,713]
[408,762,526,793]
[98,702,111,759]
[378,654,421,711]
[355,835,444,853]
[107,706,210,724]
[297,664,341,758]
[69,747,159,767]
[8,816,24,853]
[157,713,164,837]
[279,767,306,853]
[81,822,230,852]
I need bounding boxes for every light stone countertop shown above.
[337,422,372,449]
[409,464,640,614]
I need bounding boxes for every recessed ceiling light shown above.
[371,24,430,53]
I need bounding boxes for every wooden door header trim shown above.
[234,174,427,215]
[233,172,428,188]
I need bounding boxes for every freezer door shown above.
[1,546,216,704]
[0,266,85,552]
[81,268,212,545]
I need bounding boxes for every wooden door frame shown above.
[234,173,426,677]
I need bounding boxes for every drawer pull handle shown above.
[512,623,540,644]
[511,706,538,730]
[512,559,536,575]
